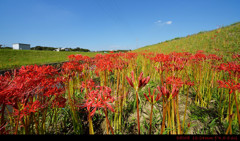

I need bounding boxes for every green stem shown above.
[136,91,140,135]
[104,109,114,135]
[233,91,240,132]
[160,98,167,134]
[149,102,153,134]
[88,113,94,135]
[182,86,189,133]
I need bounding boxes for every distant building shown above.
[12,43,30,50]
[54,48,69,52]
[54,48,60,52]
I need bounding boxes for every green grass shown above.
[134,22,240,58]
[0,49,99,70]
[1,22,239,70]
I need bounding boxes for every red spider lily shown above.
[185,80,195,87]
[0,72,12,105]
[190,52,207,62]
[144,88,161,104]
[126,72,134,88]
[152,53,188,73]
[62,61,84,75]
[125,52,138,60]
[207,54,222,61]
[126,71,150,135]
[81,86,115,117]
[94,57,114,73]
[157,83,180,99]
[80,79,95,93]
[12,101,42,120]
[157,84,170,99]
[216,62,240,76]
[68,54,92,63]
[166,76,184,88]
[144,87,161,134]
[171,84,180,98]
[112,58,128,70]
[126,71,150,91]
[0,65,65,128]
[151,53,171,63]
[232,54,240,60]
[217,79,240,94]
[138,72,151,88]
[51,96,67,108]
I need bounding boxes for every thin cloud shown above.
[155,20,162,23]
[165,21,172,25]
[155,20,172,25]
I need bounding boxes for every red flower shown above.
[157,83,180,99]
[126,71,150,91]
[217,79,240,94]
[138,72,150,88]
[185,80,194,87]
[82,86,115,117]
[52,96,67,108]
[80,79,95,93]
[144,88,161,104]
[216,62,240,76]
[166,76,184,88]
[157,84,170,98]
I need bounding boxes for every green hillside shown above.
[134,22,240,58]
[0,49,99,70]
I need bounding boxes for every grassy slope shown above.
[0,50,99,70]
[134,22,240,58]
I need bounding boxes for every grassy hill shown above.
[0,49,99,70]
[134,22,240,59]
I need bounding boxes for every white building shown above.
[54,48,61,52]
[54,48,69,52]
[12,43,30,50]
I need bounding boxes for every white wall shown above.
[12,44,19,50]
[12,44,30,50]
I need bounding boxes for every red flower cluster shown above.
[0,65,65,123]
[157,84,180,99]
[166,76,184,88]
[144,88,161,104]
[80,79,96,93]
[217,79,240,94]
[217,62,240,76]
[126,71,150,91]
[81,86,115,117]
[152,52,188,73]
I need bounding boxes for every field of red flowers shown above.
[0,51,239,134]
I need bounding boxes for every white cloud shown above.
[165,21,172,25]
[155,20,162,23]
[155,20,172,25]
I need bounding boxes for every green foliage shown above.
[134,22,240,59]
[0,49,99,70]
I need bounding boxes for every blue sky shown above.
[0,0,239,51]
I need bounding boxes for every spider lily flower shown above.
[157,84,170,99]
[126,71,150,91]
[138,72,151,89]
[144,88,161,104]
[166,76,184,88]
[82,86,115,117]
[217,79,240,94]
[157,83,180,99]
